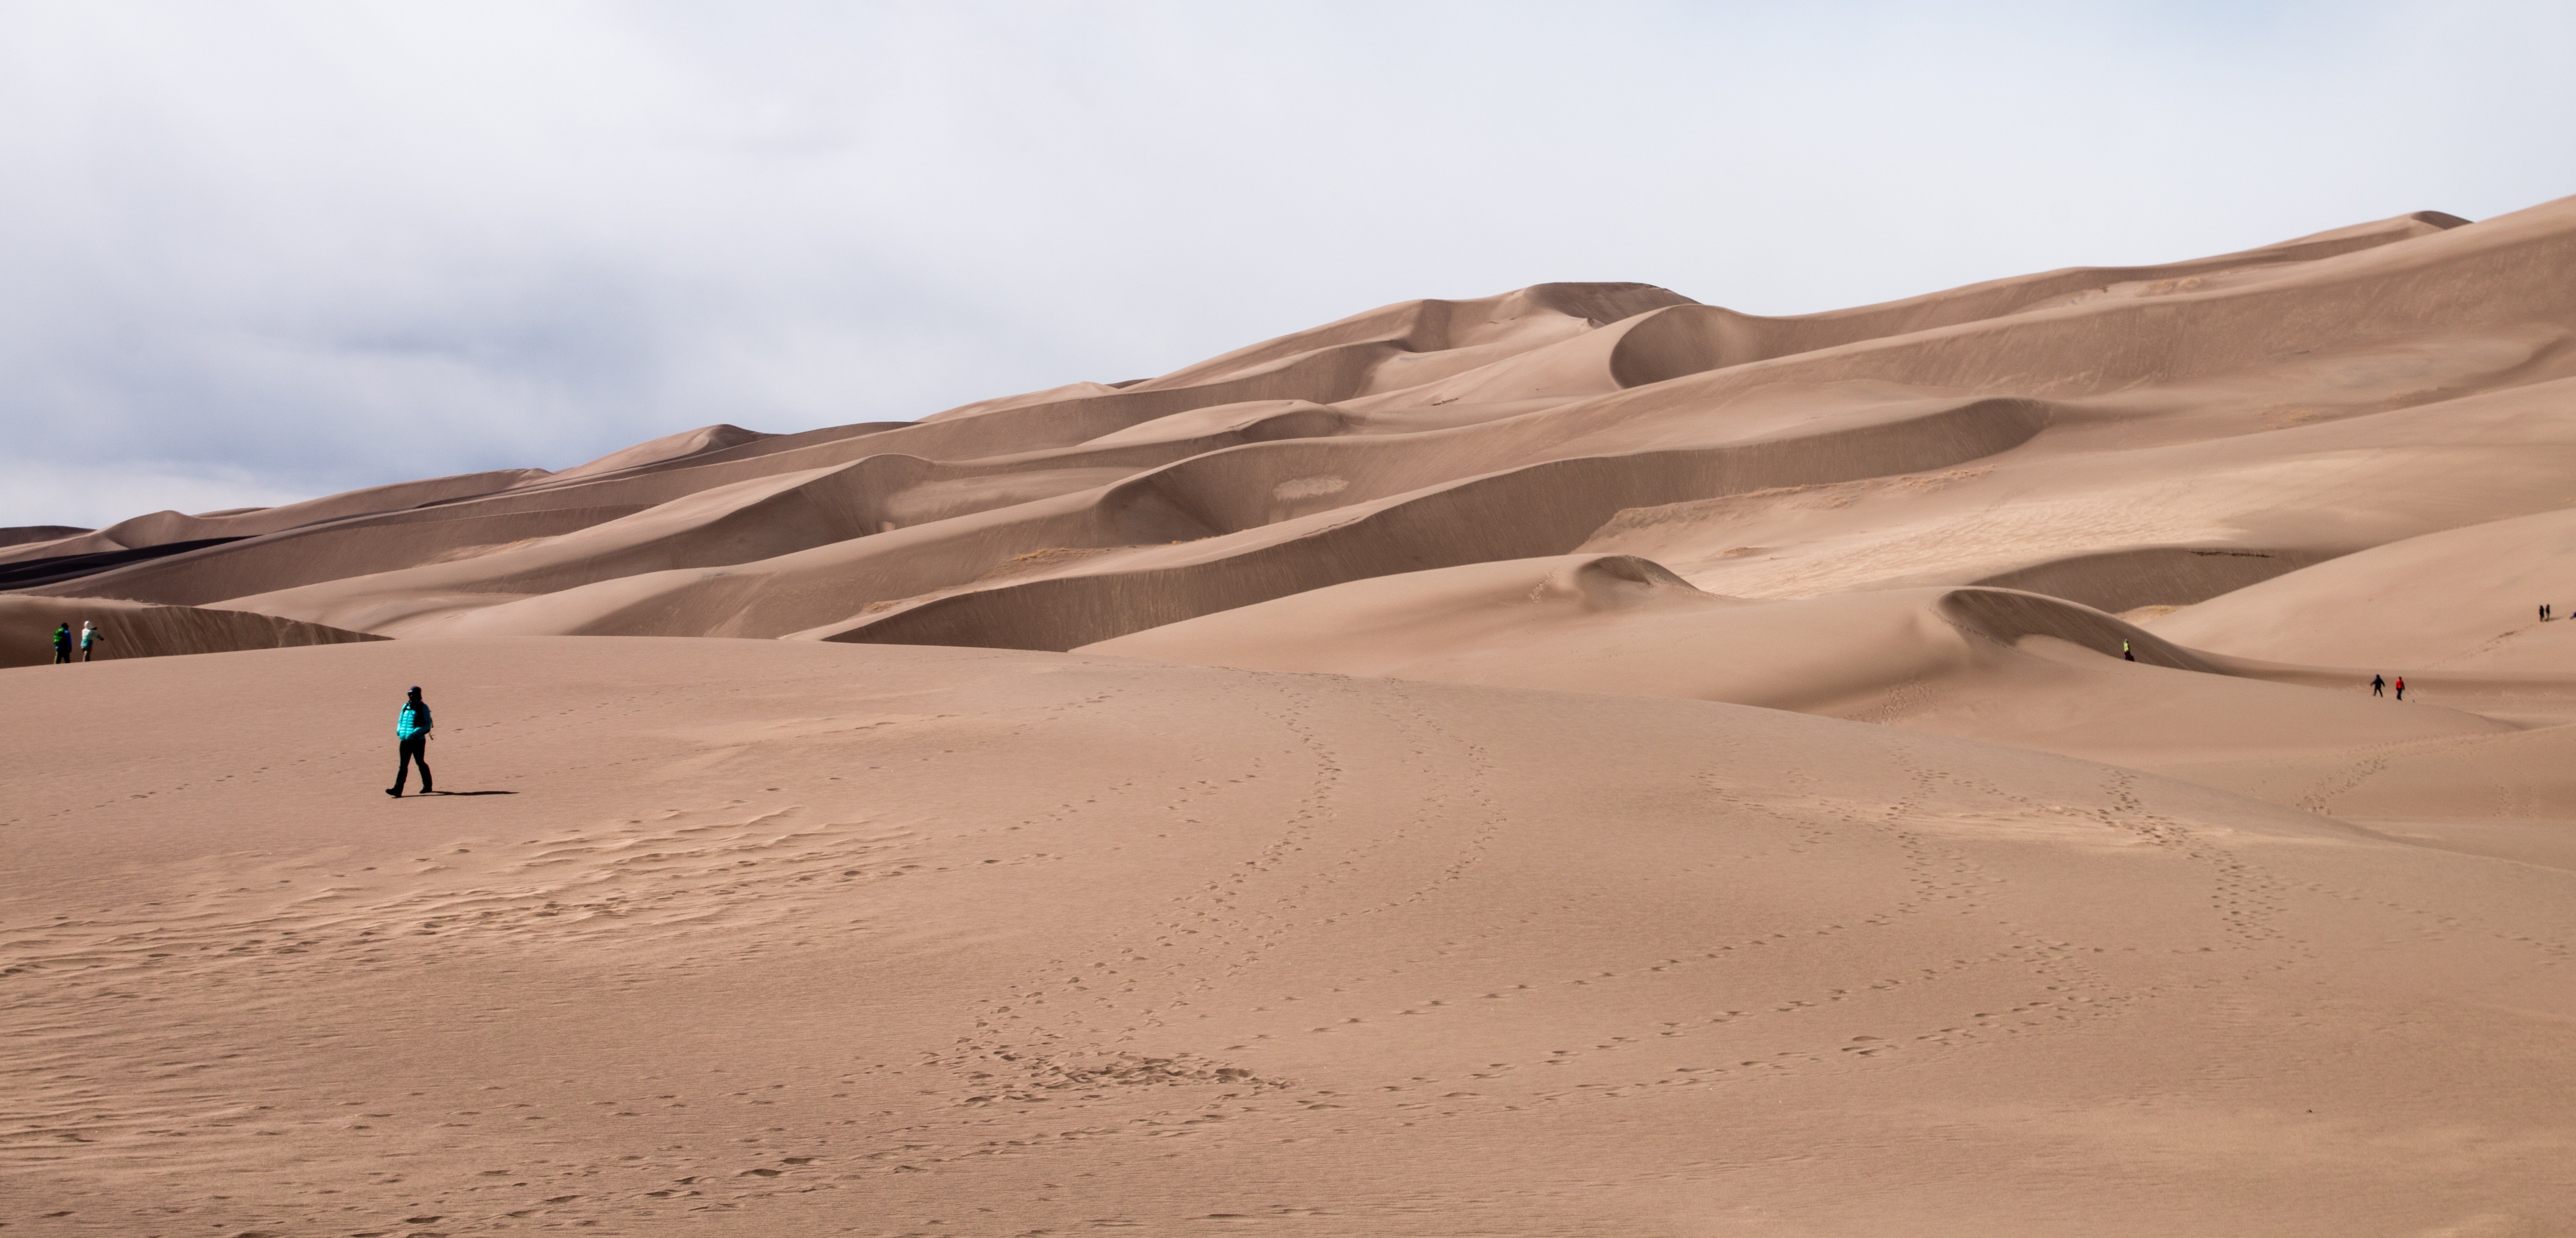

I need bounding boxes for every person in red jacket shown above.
[2394,676,2406,702]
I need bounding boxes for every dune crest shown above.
[15,199,2571,661]
[14,197,2576,1234]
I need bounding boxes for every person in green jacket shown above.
[387,686,434,797]
[51,623,72,664]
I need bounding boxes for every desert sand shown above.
[8,196,2576,1235]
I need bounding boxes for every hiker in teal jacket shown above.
[387,686,434,797]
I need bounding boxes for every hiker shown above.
[2371,673,2385,697]
[387,686,434,797]
[2122,638,2135,662]
[2394,676,2406,702]
[78,620,101,662]
[50,623,72,664]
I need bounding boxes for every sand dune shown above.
[8,638,2576,1237]
[2148,506,2576,672]
[0,525,88,549]
[14,196,2576,1233]
[0,469,550,569]
[1081,553,2512,765]
[0,594,382,668]
[25,199,2570,653]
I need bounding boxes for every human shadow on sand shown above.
[417,790,518,796]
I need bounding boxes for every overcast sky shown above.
[2,1,2571,529]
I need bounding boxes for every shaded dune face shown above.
[1077,554,2514,764]
[25,205,2576,1238]
[11,195,2576,674]
[0,595,383,665]
[819,395,2052,651]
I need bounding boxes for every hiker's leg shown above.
[393,740,416,794]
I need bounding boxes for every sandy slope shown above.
[2148,507,2576,672]
[0,596,380,669]
[7,638,2576,1238]
[19,198,2568,654]
[13,196,2576,1235]
[1079,554,2518,764]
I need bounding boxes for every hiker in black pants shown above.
[2371,674,2385,697]
[387,686,434,797]
[50,623,72,664]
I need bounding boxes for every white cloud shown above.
[0,0,2570,527]
[0,458,318,532]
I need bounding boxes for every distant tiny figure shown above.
[78,620,101,662]
[387,686,434,797]
[2394,676,2406,702]
[2371,674,2385,697]
[51,623,72,664]
[2122,638,2135,662]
